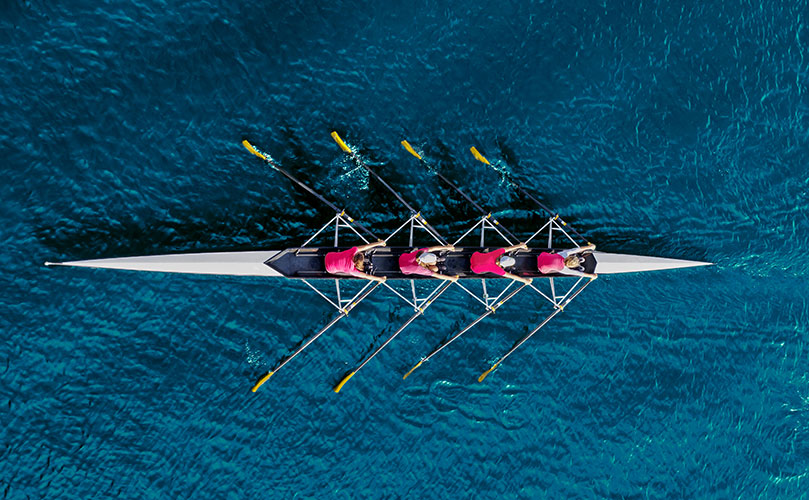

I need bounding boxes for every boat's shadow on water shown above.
[33,209,301,261]
[33,201,711,265]
[36,133,711,263]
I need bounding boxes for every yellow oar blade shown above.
[242,140,268,161]
[251,371,274,392]
[478,364,498,382]
[331,131,352,153]
[402,360,423,380]
[333,371,355,393]
[470,147,490,165]
[401,140,422,160]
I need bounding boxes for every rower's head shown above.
[353,251,365,271]
[564,254,585,268]
[498,255,516,268]
[417,252,438,266]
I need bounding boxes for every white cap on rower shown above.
[499,255,516,268]
[417,252,438,264]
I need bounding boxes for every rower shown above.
[537,243,598,279]
[399,245,459,282]
[325,241,387,283]
[470,243,532,285]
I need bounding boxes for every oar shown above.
[331,132,448,245]
[251,281,382,391]
[402,283,527,380]
[401,140,519,243]
[469,146,588,243]
[242,139,378,241]
[333,280,452,393]
[477,277,595,382]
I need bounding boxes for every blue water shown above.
[2,1,808,498]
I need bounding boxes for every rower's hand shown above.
[449,275,460,283]
[589,274,598,280]
[519,243,529,250]
[447,245,456,251]
[522,277,533,285]
[374,276,387,283]
[377,240,387,247]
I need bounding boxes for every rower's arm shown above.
[560,243,596,257]
[356,240,387,252]
[503,243,529,252]
[503,271,532,285]
[425,245,455,252]
[354,271,387,283]
[432,273,459,282]
[557,267,597,279]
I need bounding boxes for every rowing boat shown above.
[46,133,712,392]
[43,247,706,278]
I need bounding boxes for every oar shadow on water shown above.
[34,204,320,262]
[399,140,708,259]
[36,133,390,260]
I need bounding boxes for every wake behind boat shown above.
[46,133,712,393]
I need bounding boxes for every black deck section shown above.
[265,247,597,279]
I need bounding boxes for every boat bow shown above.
[592,251,712,274]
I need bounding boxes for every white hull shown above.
[592,251,712,274]
[46,250,711,277]
[45,251,283,277]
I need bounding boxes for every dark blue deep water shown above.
[2,1,809,498]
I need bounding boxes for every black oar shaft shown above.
[272,311,345,374]
[498,308,561,364]
[488,162,587,243]
[469,146,589,243]
[434,169,520,243]
[243,140,378,241]
[363,163,418,214]
[366,166,448,245]
[509,180,587,241]
[428,310,492,359]
[401,140,519,243]
[331,132,448,245]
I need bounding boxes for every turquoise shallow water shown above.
[2,1,809,498]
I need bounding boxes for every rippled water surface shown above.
[2,1,808,498]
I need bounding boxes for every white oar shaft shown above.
[479,278,595,382]
[272,312,346,374]
[493,308,562,367]
[357,282,451,371]
[423,283,527,363]
[334,281,453,392]
[252,281,381,391]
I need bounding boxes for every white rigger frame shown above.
[245,135,595,392]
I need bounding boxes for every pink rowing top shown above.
[537,252,564,274]
[470,248,506,276]
[325,247,362,276]
[399,248,434,276]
